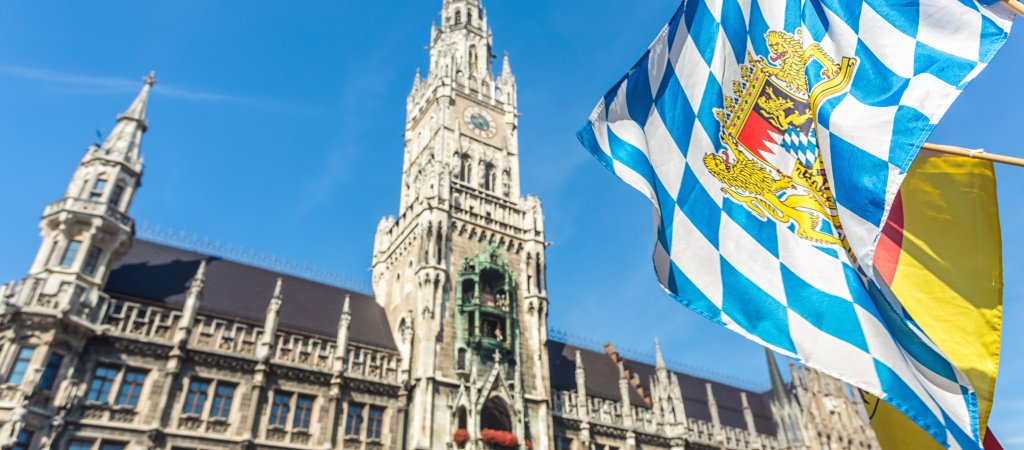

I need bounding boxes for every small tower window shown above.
[82,245,102,277]
[455,9,462,24]
[109,184,126,208]
[89,179,108,201]
[60,240,83,268]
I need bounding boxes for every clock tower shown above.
[371,1,553,449]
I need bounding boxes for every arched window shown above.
[469,45,478,72]
[457,406,468,429]
[481,396,512,432]
[482,163,497,192]
[455,9,462,24]
[467,9,473,25]
[459,154,472,182]
[501,170,510,197]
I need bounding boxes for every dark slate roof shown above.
[547,341,777,436]
[104,240,396,351]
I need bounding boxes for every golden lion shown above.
[703,150,841,246]
[757,30,841,95]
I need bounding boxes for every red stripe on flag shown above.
[875,191,905,286]
[984,430,1003,450]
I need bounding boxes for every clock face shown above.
[464,107,497,138]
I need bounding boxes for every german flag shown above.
[868,149,1003,449]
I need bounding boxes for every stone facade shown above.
[0,1,879,449]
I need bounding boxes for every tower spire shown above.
[766,348,788,404]
[654,337,667,370]
[102,72,155,161]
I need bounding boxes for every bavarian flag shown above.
[869,149,1004,449]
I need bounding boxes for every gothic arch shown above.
[480,395,512,432]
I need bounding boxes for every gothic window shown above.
[38,353,63,391]
[367,406,385,440]
[481,162,497,191]
[6,347,34,385]
[211,383,235,419]
[115,369,147,408]
[60,240,82,268]
[501,170,510,197]
[435,227,444,265]
[86,365,118,403]
[456,348,467,371]
[294,395,315,430]
[457,406,468,429]
[455,9,462,24]
[458,154,472,182]
[109,183,126,208]
[183,379,210,415]
[467,8,473,25]
[11,431,32,450]
[82,245,102,277]
[535,255,543,292]
[269,392,291,428]
[89,178,107,201]
[345,403,365,436]
[469,45,478,72]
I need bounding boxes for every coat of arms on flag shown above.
[706,30,856,248]
[576,0,1014,447]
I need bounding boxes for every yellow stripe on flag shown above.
[869,149,1003,448]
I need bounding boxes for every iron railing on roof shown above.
[138,222,373,294]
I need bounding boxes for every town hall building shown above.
[0,1,877,449]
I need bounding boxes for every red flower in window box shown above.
[481,429,519,449]
[453,429,470,446]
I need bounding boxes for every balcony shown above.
[43,197,133,229]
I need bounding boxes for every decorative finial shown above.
[144,71,157,87]
[272,278,284,299]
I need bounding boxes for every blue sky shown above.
[0,0,1020,442]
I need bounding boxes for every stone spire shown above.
[334,294,353,373]
[767,350,807,447]
[500,51,513,79]
[258,278,284,360]
[175,260,207,343]
[575,350,592,447]
[102,71,155,162]
[706,382,721,428]
[655,337,668,371]
[741,392,757,433]
[767,348,789,404]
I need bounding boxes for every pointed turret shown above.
[102,72,155,162]
[334,294,353,373]
[655,337,667,371]
[258,278,284,360]
[767,348,789,404]
[500,51,513,79]
[175,260,207,342]
[574,350,593,446]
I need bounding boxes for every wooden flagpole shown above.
[1004,0,1024,16]
[922,143,1024,168]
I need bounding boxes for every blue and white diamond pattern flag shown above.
[577,0,1013,447]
